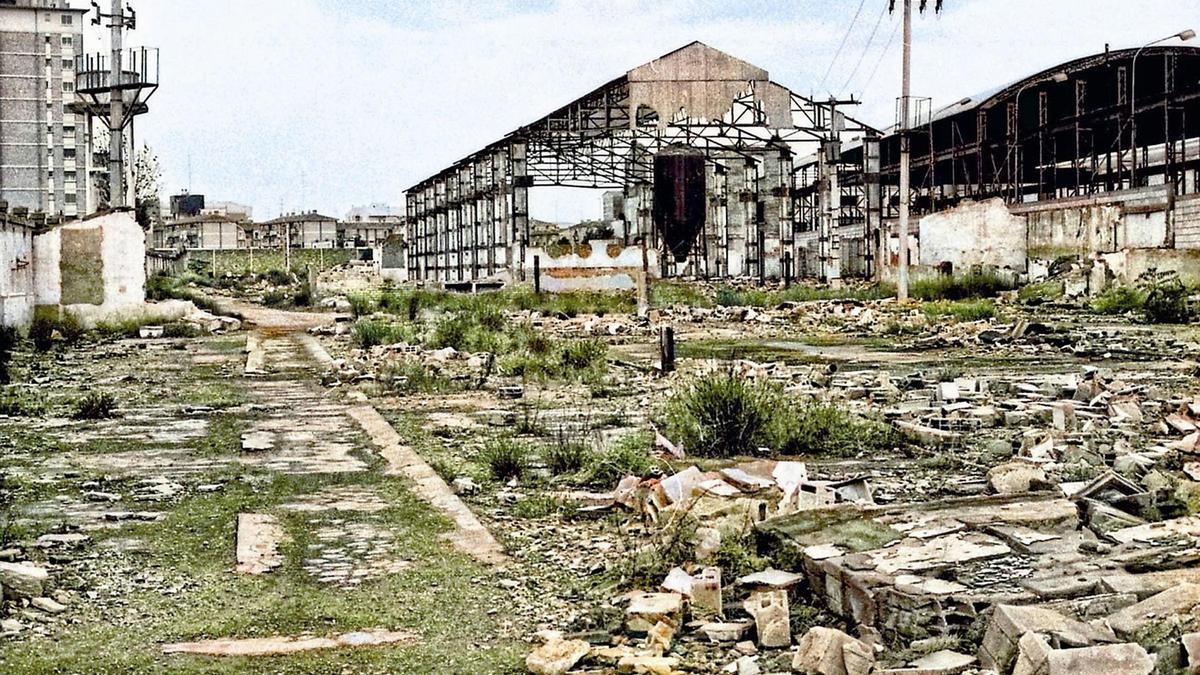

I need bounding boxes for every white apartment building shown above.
[0,0,89,218]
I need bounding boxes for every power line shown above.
[838,1,890,95]
[858,12,901,95]
[818,0,868,91]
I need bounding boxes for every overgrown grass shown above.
[0,388,44,417]
[0,325,16,384]
[575,431,659,487]
[909,272,1013,301]
[661,372,900,458]
[381,361,461,395]
[30,307,83,351]
[542,437,593,476]
[922,299,997,322]
[1091,286,1146,315]
[353,320,420,349]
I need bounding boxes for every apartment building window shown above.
[62,59,72,69]
[65,194,77,204]
[64,126,75,136]
[61,15,73,25]
[61,36,73,46]
[63,148,76,159]
[62,82,73,93]
[45,57,52,67]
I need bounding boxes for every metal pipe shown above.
[897,0,912,302]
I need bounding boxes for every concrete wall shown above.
[33,211,144,323]
[1014,185,1169,260]
[0,220,34,327]
[524,239,658,292]
[918,198,1027,272]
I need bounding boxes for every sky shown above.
[86,0,1198,222]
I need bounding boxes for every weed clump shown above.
[480,438,530,481]
[662,373,779,457]
[353,320,417,349]
[29,310,83,351]
[661,372,900,459]
[1143,278,1191,324]
[1017,281,1064,304]
[543,438,593,476]
[72,391,117,420]
[577,431,658,487]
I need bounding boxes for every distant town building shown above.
[169,192,205,219]
[341,203,402,248]
[0,0,90,218]
[201,200,252,221]
[256,211,338,249]
[154,213,247,251]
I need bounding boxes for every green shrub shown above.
[382,361,458,394]
[262,290,289,307]
[72,391,117,420]
[263,269,292,286]
[559,339,608,372]
[292,282,314,307]
[0,389,43,417]
[29,310,82,351]
[347,293,376,317]
[162,322,203,338]
[922,299,996,322]
[479,438,530,481]
[1143,279,1191,324]
[662,373,779,457]
[1092,286,1146,315]
[512,494,565,519]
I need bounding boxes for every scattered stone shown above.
[31,596,66,614]
[626,592,683,634]
[525,638,590,675]
[791,626,874,675]
[235,513,286,575]
[0,562,48,600]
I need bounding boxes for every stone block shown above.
[626,592,684,635]
[745,589,790,648]
[0,562,47,600]
[790,626,874,675]
[526,638,590,675]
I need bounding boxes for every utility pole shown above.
[890,0,940,302]
[108,0,126,208]
[896,0,912,302]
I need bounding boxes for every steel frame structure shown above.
[405,44,876,284]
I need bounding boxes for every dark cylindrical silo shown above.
[653,149,706,263]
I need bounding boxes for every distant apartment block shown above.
[342,203,402,248]
[0,0,89,218]
[256,211,339,249]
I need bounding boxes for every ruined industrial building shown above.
[5,1,1200,674]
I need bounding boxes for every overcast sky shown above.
[92,0,1197,222]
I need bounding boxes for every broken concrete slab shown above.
[987,461,1050,494]
[235,513,285,575]
[161,629,418,657]
[1011,632,1152,675]
[1106,583,1200,639]
[979,604,1116,673]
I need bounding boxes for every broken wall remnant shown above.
[521,240,659,292]
[0,215,34,327]
[32,211,146,326]
[918,198,1028,273]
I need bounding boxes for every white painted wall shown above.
[524,239,659,291]
[0,222,35,327]
[918,198,1027,272]
[33,211,145,323]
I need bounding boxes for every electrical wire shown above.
[858,11,901,95]
[817,0,868,91]
[838,0,890,95]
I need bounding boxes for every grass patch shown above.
[910,272,1013,301]
[1017,281,1064,304]
[0,388,47,417]
[922,299,996,322]
[576,431,659,487]
[1092,286,1146,315]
